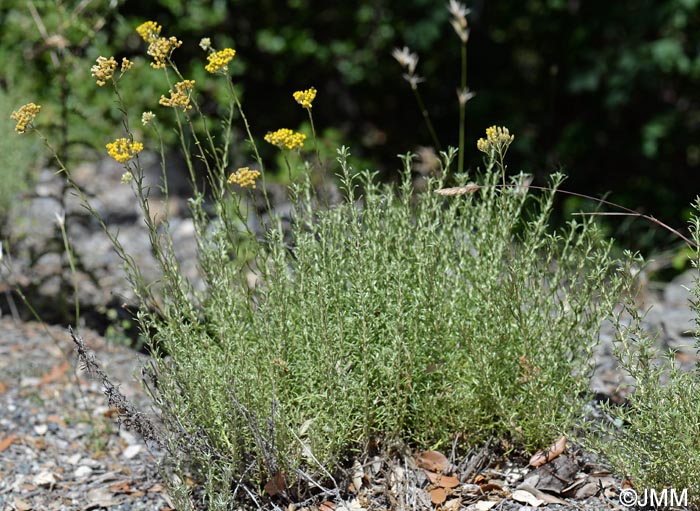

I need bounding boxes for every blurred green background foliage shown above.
[2,0,700,251]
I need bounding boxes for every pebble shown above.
[66,453,82,465]
[123,444,141,459]
[74,465,93,479]
[33,424,48,436]
[33,470,58,486]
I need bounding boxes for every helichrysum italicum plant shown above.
[12,17,638,511]
[478,125,515,186]
[585,198,700,509]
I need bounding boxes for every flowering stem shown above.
[458,42,467,174]
[56,213,79,327]
[307,108,322,171]
[283,154,294,183]
[412,87,441,152]
[226,79,273,216]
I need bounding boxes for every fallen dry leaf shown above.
[430,487,447,505]
[351,460,363,491]
[478,482,503,494]
[417,450,450,472]
[103,407,120,418]
[46,415,65,427]
[517,483,569,505]
[0,434,18,453]
[40,360,70,385]
[529,435,566,467]
[423,471,459,489]
[319,501,336,511]
[511,489,544,507]
[474,501,497,511]
[0,381,7,394]
[108,481,133,493]
[264,471,287,496]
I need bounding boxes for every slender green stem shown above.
[458,42,467,174]
[412,87,441,151]
[57,216,79,326]
[283,154,294,183]
[307,108,322,170]
[226,78,273,216]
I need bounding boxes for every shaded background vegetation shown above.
[2,0,700,255]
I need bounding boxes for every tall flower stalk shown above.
[448,0,474,174]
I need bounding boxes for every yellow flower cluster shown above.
[264,128,306,150]
[205,48,236,73]
[293,87,317,109]
[10,102,41,134]
[136,21,161,42]
[159,80,195,111]
[477,125,515,154]
[227,167,261,188]
[121,57,133,72]
[91,56,117,86]
[106,138,144,163]
[136,21,182,69]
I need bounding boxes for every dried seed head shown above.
[435,184,481,196]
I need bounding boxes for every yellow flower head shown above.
[293,87,317,109]
[10,103,41,134]
[264,128,306,150]
[136,21,181,69]
[228,167,261,188]
[136,21,162,43]
[106,138,144,163]
[205,48,236,73]
[91,56,117,86]
[477,125,515,154]
[121,57,133,72]
[159,80,195,111]
[147,36,182,69]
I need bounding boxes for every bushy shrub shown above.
[11,17,636,508]
[590,199,700,509]
[132,152,634,506]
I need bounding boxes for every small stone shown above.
[123,444,141,459]
[14,497,32,511]
[74,465,93,479]
[67,453,82,465]
[33,470,57,486]
[33,424,48,436]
